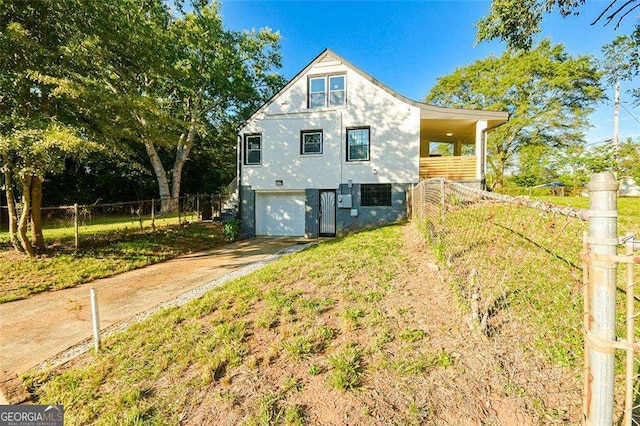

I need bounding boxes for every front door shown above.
[319,190,336,237]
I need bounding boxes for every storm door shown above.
[319,190,336,237]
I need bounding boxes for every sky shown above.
[218,0,639,145]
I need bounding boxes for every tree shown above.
[0,0,103,255]
[511,145,559,187]
[602,27,640,103]
[583,138,640,179]
[477,0,639,51]
[1,0,165,255]
[80,1,284,213]
[426,40,603,189]
[0,123,95,255]
[144,2,283,212]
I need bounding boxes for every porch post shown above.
[475,120,487,183]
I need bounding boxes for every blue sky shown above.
[219,0,639,144]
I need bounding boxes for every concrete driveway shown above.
[0,237,309,403]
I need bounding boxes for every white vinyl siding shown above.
[256,192,306,236]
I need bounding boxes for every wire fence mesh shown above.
[412,177,640,423]
[0,193,236,252]
[411,178,589,421]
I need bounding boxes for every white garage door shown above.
[256,192,306,236]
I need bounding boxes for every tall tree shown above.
[0,0,102,255]
[0,0,167,255]
[477,0,639,51]
[144,2,283,212]
[81,1,284,212]
[426,40,603,189]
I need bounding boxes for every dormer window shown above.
[308,74,345,108]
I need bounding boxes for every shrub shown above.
[223,218,240,242]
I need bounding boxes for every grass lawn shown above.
[0,222,224,303]
[0,211,198,248]
[24,224,584,424]
[534,195,639,236]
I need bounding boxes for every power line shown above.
[620,101,640,125]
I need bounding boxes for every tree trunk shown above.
[30,175,45,252]
[170,121,196,201]
[170,108,198,201]
[2,154,21,252]
[18,175,36,257]
[171,144,191,199]
[144,141,174,213]
[488,149,509,190]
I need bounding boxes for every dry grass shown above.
[23,223,579,424]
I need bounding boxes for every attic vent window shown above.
[308,74,345,108]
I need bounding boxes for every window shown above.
[244,134,261,165]
[308,74,345,108]
[301,130,323,155]
[309,77,326,108]
[347,127,370,161]
[361,184,392,207]
[329,75,345,106]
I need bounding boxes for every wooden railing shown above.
[419,156,477,180]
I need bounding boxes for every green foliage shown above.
[511,145,559,187]
[476,1,638,52]
[398,328,427,342]
[223,218,241,242]
[426,39,602,188]
[328,343,364,390]
[0,0,285,249]
[602,28,640,83]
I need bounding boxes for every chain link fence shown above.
[411,177,589,421]
[0,193,236,251]
[496,186,586,197]
[411,175,640,424]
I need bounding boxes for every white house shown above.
[237,49,508,238]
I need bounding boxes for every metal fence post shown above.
[151,199,155,230]
[439,178,446,234]
[624,238,635,425]
[177,197,181,225]
[90,288,101,352]
[211,193,216,222]
[585,171,618,425]
[74,203,79,250]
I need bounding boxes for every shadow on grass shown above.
[0,223,225,304]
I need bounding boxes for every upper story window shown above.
[300,130,323,155]
[346,127,370,161]
[308,74,346,108]
[244,134,261,165]
[329,75,345,106]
